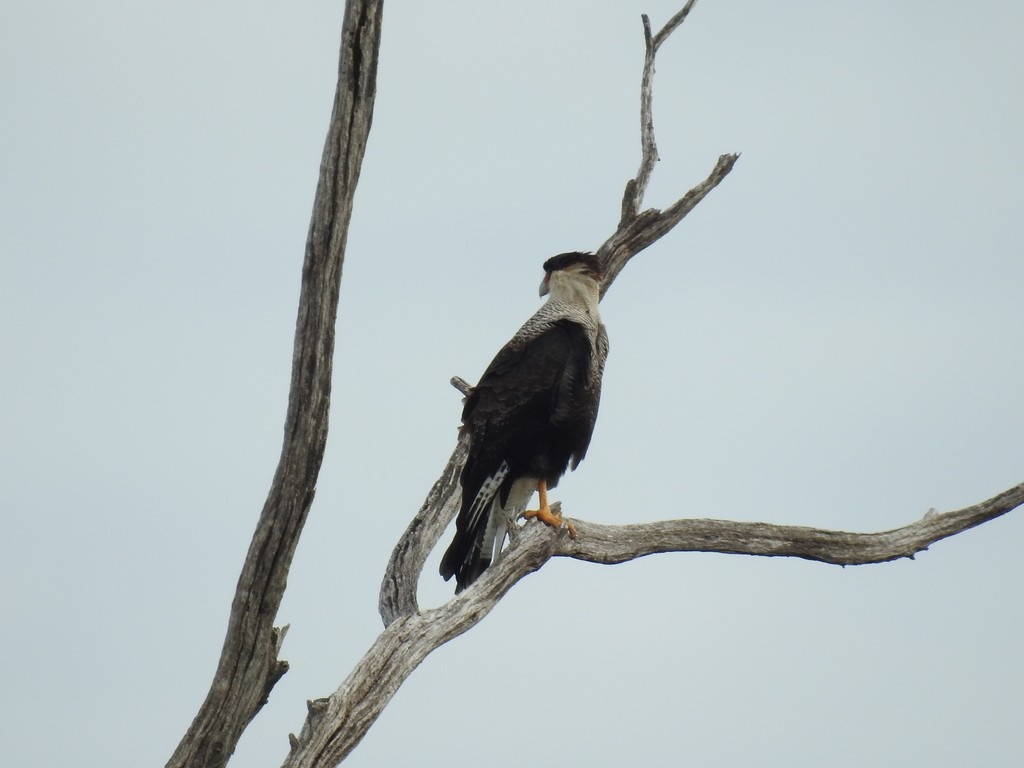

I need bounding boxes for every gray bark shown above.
[165,3,383,767]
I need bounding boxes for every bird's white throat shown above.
[545,270,602,322]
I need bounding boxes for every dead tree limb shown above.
[166,3,384,767]
[602,3,737,289]
[623,0,699,222]
[556,482,1024,565]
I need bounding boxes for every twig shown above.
[653,0,699,51]
[450,376,473,395]
[630,13,659,218]
[628,3,700,219]
[600,152,738,294]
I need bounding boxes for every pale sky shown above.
[3,1,1023,766]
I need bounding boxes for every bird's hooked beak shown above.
[539,272,550,297]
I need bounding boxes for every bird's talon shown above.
[523,505,562,529]
[524,505,577,540]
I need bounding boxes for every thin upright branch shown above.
[166,3,384,768]
[630,1,699,213]
[631,13,660,212]
[608,0,737,292]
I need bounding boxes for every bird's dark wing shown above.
[462,319,592,502]
[439,320,593,589]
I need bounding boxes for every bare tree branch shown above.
[556,482,1024,565]
[601,151,738,292]
[629,13,660,217]
[290,521,558,767]
[605,1,737,292]
[166,3,384,767]
[628,1,699,217]
[653,0,699,51]
[378,437,467,625]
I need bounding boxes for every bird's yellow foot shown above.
[524,481,578,539]
[523,505,579,540]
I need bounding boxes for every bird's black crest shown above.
[543,251,603,282]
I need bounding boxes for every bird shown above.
[440,251,609,593]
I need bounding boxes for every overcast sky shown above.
[3,1,1023,766]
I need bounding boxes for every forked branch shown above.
[627,0,700,219]
[605,0,736,290]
